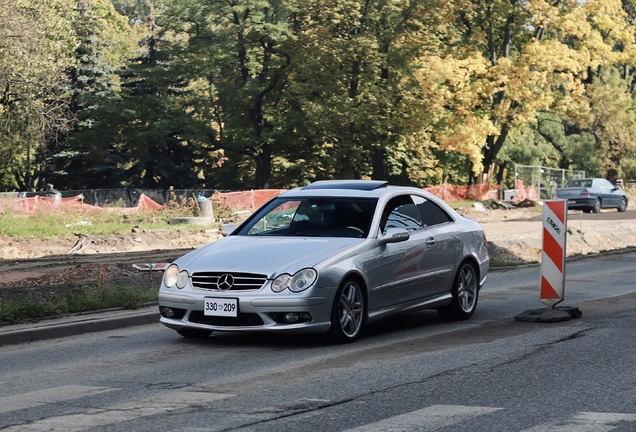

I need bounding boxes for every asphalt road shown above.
[1,251,636,431]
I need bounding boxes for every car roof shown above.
[279,181,453,209]
[300,180,388,191]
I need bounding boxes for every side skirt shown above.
[365,293,453,325]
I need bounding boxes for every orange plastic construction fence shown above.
[512,180,539,201]
[211,189,287,210]
[0,193,162,216]
[1,183,539,216]
[423,184,496,201]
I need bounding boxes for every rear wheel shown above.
[177,328,212,338]
[326,278,365,343]
[592,198,601,213]
[618,197,627,212]
[437,262,479,321]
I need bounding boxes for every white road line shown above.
[0,386,118,414]
[342,404,503,432]
[521,411,636,432]
[3,390,233,432]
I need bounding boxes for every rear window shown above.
[564,179,592,188]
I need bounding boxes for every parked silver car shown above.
[556,178,628,213]
[158,180,490,343]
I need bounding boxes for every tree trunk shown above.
[372,147,386,180]
[254,144,272,189]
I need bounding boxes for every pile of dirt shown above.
[0,228,224,261]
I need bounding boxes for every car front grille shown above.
[191,272,268,291]
[189,311,264,326]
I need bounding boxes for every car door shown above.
[600,179,620,206]
[413,195,461,296]
[373,195,436,308]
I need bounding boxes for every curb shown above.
[0,305,160,346]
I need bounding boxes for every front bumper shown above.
[158,288,335,335]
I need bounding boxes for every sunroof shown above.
[302,180,388,191]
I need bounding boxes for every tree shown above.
[115,2,204,188]
[422,0,634,184]
[49,0,137,189]
[162,0,299,189]
[287,0,444,182]
[0,0,78,191]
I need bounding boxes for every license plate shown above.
[204,298,238,317]
[568,200,576,204]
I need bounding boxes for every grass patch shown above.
[0,284,158,326]
[447,200,477,209]
[0,200,225,239]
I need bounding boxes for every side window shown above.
[380,195,422,233]
[412,195,453,227]
[601,179,615,190]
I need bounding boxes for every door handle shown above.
[425,237,436,246]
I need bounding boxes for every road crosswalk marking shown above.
[2,389,234,432]
[520,411,636,432]
[3,389,636,432]
[0,386,118,415]
[342,404,503,432]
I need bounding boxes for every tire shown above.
[177,328,212,338]
[437,261,479,321]
[592,198,601,213]
[326,278,365,343]
[618,197,627,213]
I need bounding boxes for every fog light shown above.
[162,307,175,318]
[284,313,299,323]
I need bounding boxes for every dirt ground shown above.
[1,205,635,296]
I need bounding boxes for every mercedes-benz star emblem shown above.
[217,274,234,290]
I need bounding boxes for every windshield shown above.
[236,197,377,238]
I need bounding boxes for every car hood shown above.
[174,236,362,276]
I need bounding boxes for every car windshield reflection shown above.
[238,197,377,238]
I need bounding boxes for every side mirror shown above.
[379,227,410,245]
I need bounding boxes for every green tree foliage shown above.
[3,0,636,193]
[288,0,443,182]
[0,0,78,191]
[50,0,136,189]
[115,3,204,188]
[161,0,300,189]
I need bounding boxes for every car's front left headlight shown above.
[289,269,317,292]
[272,268,317,293]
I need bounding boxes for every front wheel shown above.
[437,262,479,321]
[326,278,365,343]
[618,197,627,213]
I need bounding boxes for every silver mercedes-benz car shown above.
[158,180,489,343]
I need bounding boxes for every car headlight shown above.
[176,270,189,289]
[164,264,179,288]
[272,269,317,293]
[165,266,190,289]
[289,269,317,292]
[272,274,291,293]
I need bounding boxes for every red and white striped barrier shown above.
[540,200,568,308]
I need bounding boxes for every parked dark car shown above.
[556,178,628,213]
